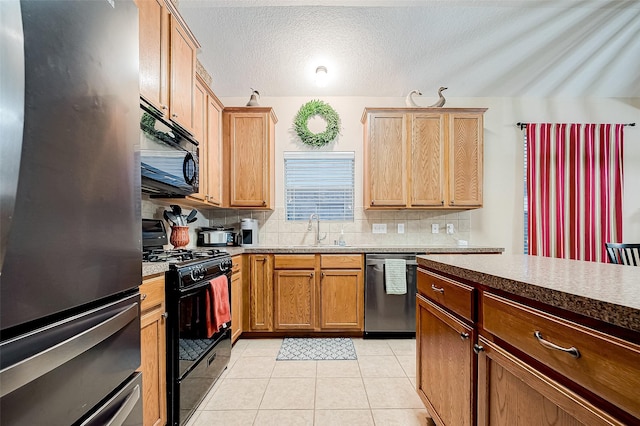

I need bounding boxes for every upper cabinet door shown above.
[188,78,207,202]
[169,15,196,134]
[206,96,223,206]
[364,113,407,208]
[136,0,169,113]
[410,113,445,207]
[449,113,483,207]
[224,108,276,209]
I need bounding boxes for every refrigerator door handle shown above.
[0,302,138,398]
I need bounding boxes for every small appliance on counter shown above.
[197,226,238,247]
[240,218,259,246]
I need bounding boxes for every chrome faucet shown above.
[308,213,327,245]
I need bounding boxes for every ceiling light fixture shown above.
[315,66,328,87]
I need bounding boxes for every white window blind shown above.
[285,151,355,221]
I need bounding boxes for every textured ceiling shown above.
[178,0,640,99]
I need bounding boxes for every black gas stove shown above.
[143,218,232,425]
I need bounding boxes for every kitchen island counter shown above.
[417,254,640,333]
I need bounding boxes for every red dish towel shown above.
[206,275,230,338]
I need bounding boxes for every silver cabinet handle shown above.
[0,303,138,398]
[534,331,581,359]
[162,312,169,319]
[140,293,147,301]
[431,284,445,294]
[473,344,484,354]
[460,332,469,340]
[172,113,178,118]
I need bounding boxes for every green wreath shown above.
[293,100,340,147]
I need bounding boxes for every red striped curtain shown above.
[526,123,624,262]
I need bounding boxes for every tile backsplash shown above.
[209,207,471,247]
[143,198,471,248]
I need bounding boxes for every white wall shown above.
[222,97,640,253]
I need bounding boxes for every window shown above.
[284,151,355,221]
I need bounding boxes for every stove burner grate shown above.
[143,248,223,263]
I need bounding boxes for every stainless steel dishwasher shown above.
[364,253,418,338]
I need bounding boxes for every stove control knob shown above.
[190,266,205,281]
[221,259,232,271]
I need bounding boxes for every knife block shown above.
[170,226,190,249]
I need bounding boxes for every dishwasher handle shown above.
[365,258,418,266]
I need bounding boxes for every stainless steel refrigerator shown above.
[0,1,143,424]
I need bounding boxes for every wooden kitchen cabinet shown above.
[138,275,167,426]
[248,254,273,331]
[168,13,197,134]
[135,0,169,113]
[476,337,620,426]
[448,113,484,207]
[319,254,364,330]
[189,77,207,202]
[244,253,365,335]
[223,107,277,209]
[274,270,316,330]
[184,76,223,206]
[205,94,224,206]
[416,265,638,425]
[416,294,474,426]
[273,255,316,331]
[362,108,486,209]
[231,255,243,343]
[135,0,199,134]
[363,112,407,207]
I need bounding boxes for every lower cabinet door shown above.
[140,304,166,426]
[416,295,474,426]
[249,255,273,331]
[320,269,363,330]
[476,336,622,426]
[273,270,316,330]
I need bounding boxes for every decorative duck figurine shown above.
[428,86,448,107]
[405,89,422,107]
[246,88,260,106]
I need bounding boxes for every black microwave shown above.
[139,102,199,197]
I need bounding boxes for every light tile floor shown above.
[185,338,432,426]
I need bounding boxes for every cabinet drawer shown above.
[231,255,242,275]
[140,275,165,312]
[417,269,474,322]
[320,254,362,269]
[482,292,640,420]
[274,255,315,269]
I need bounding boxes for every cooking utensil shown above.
[186,209,198,224]
[170,205,183,225]
[163,210,178,225]
[169,204,184,226]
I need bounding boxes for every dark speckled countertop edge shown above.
[417,255,640,334]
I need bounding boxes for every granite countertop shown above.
[417,254,640,333]
[142,245,504,278]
